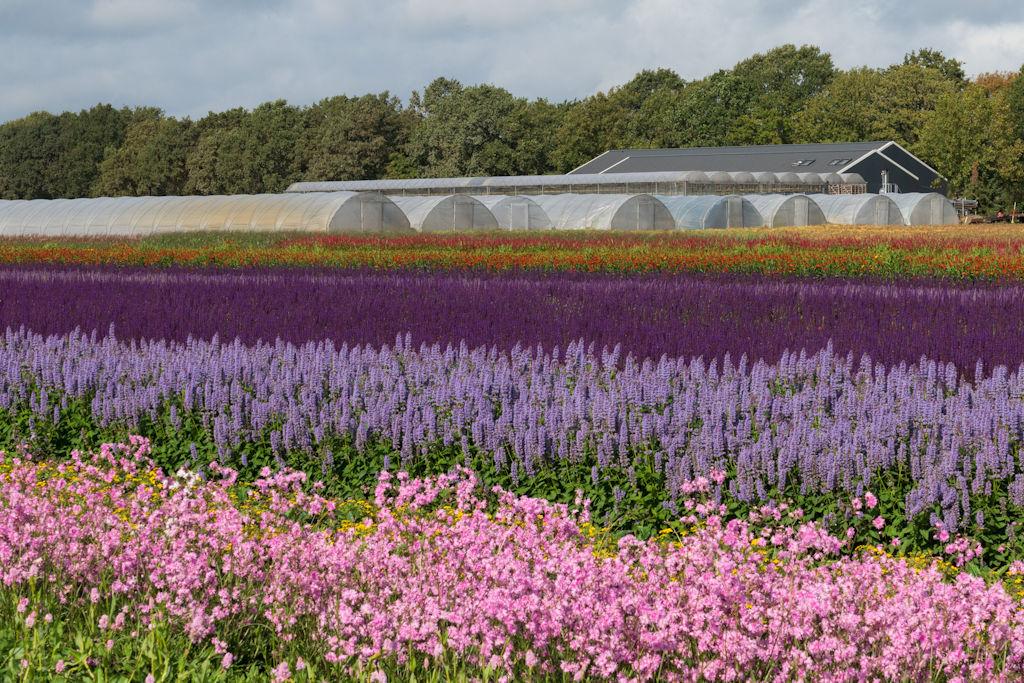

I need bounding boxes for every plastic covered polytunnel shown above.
[727,171,758,184]
[809,194,902,225]
[389,195,498,232]
[656,195,763,229]
[0,192,412,237]
[795,172,825,185]
[524,194,675,231]
[885,193,959,226]
[744,194,826,227]
[472,196,551,230]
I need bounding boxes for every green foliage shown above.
[903,48,967,88]
[0,585,555,681]
[297,93,412,182]
[0,111,62,199]
[93,115,195,197]
[916,84,1024,208]
[404,78,559,177]
[1008,67,1024,140]
[792,64,958,148]
[184,101,303,195]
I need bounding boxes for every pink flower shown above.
[145,675,155,683]
[369,671,387,683]
[24,612,35,628]
[44,614,52,624]
[221,653,234,669]
[105,639,114,651]
[851,497,862,512]
[16,597,28,613]
[872,516,885,530]
[98,615,109,630]
[54,661,66,674]
[937,528,950,542]
[864,492,878,510]
[272,662,291,682]
[891,537,901,547]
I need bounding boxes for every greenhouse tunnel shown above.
[473,196,552,230]
[885,193,959,226]
[656,195,763,229]
[809,194,903,225]
[389,195,499,232]
[0,192,412,236]
[525,194,675,231]
[744,194,826,227]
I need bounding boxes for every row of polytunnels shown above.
[0,191,959,236]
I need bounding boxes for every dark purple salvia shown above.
[1,266,1023,368]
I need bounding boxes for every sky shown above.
[1,0,1023,123]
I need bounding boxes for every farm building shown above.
[886,193,960,226]
[0,192,411,236]
[656,195,762,229]
[286,170,865,197]
[745,194,827,227]
[525,194,675,230]
[571,141,945,195]
[809,194,902,226]
[388,195,498,232]
[473,195,551,230]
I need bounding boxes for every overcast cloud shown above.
[1,0,1022,122]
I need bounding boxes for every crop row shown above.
[2,328,1024,559]
[4,441,1024,681]
[3,266,1024,369]
[0,226,1023,277]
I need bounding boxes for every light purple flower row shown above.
[2,328,1023,530]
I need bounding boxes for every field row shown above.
[2,328,1023,562]
[0,225,1023,277]
[2,266,1024,369]
[3,441,1024,681]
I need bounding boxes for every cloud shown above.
[88,0,198,30]
[0,0,1021,122]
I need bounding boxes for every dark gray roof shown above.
[570,142,889,175]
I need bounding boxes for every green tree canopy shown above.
[0,111,62,199]
[93,115,194,196]
[917,84,1024,207]
[184,100,303,195]
[296,93,412,182]
[792,64,958,147]
[903,48,967,88]
[405,78,557,177]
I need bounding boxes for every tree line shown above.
[2,45,1022,210]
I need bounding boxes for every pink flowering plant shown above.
[3,439,1024,680]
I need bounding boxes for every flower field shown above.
[1,224,1024,278]
[3,266,1024,368]
[3,230,1024,680]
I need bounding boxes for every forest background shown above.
[2,45,1023,210]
